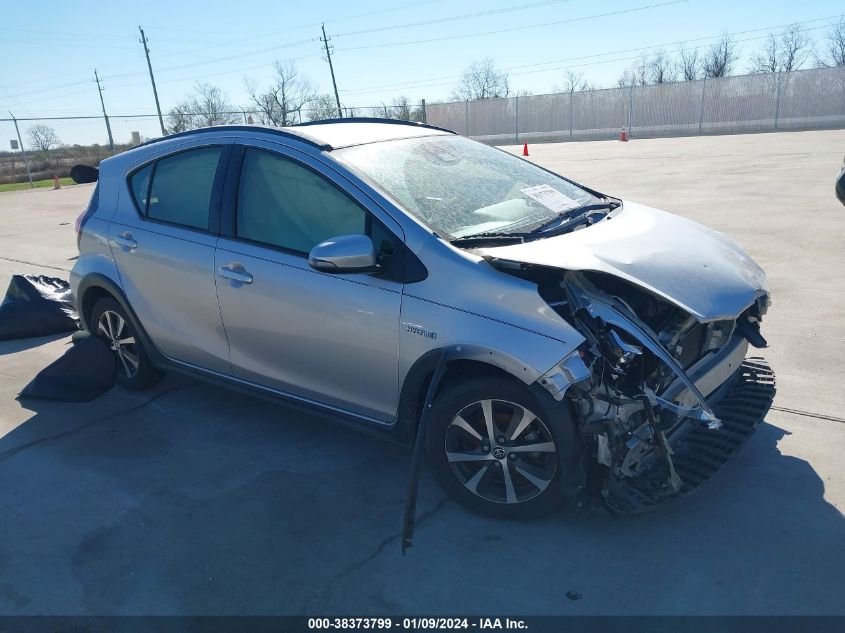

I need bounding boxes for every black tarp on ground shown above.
[69,164,99,184]
[18,335,114,402]
[0,275,79,341]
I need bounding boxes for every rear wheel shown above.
[90,297,161,390]
[425,376,574,519]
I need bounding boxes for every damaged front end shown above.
[533,269,776,514]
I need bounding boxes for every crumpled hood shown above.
[478,201,769,322]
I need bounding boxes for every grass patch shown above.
[0,177,75,192]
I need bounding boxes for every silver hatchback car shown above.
[71,119,775,518]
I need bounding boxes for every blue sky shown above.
[1,0,841,145]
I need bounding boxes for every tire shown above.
[425,376,576,519]
[90,296,162,391]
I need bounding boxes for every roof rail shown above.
[133,124,331,151]
[293,116,456,135]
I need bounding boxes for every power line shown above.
[332,0,574,38]
[332,0,690,52]
[141,0,446,64]
[101,37,317,81]
[339,17,841,96]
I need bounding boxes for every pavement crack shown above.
[0,383,195,462]
[0,256,70,273]
[299,496,450,613]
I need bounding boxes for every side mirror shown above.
[308,234,378,274]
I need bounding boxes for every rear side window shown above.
[130,164,152,212]
[136,147,222,230]
[236,149,366,254]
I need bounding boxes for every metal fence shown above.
[425,66,845,144]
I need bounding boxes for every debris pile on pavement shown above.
[0,274,79,341]
[0,273,116,402]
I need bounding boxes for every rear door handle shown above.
[113,232,137,250]
[218,265,253,284]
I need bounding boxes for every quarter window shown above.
[236,149,366,254]
[145,147,222,230]
[130,163,152,213]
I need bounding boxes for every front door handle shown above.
[218,265,253,284]
[113,232,137,250]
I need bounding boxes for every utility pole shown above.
[8,112,33,188]
[320,24,343,119]
[139,26,166,136]
[94,69,115,151]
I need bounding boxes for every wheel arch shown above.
[75,273,163,366]
[397,344,565,445]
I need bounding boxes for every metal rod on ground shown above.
[94,70,115,152]
[8,112,33,188]
[321,24,343,119]
[139,26,166,136]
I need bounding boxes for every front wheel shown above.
[425,376,575,519]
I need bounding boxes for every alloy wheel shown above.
[444,399,557,504]
[97,310,140,379]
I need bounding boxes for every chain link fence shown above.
[425,66,845,144]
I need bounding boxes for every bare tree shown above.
[167,104,193,133]
[750,24,813,73]
[678,46,701,80]
[617,53,650,87]
[816,16,845,67]
[378,96,424,122]
[27,124,60,154]
[246,62,316,126]
[168,83,239,132]
[452,57,510,100]
[554,70,589,93]
[307,94,341,121]
[648,50,678,83]
[703,33,739,78]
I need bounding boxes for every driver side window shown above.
[236,149,366,254]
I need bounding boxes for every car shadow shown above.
[0,376,842,615]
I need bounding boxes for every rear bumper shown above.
[604,357,776,514]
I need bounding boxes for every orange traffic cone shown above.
[522,142,529,156]
[619,127,629,142]
[53,175,61,189]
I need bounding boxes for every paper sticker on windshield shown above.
[520,184,579,214]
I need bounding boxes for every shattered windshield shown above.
[333,135,599,238]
